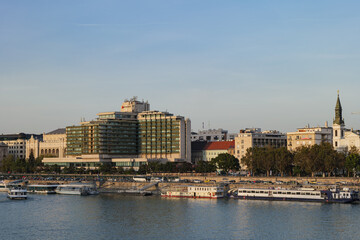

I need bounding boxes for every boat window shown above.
[311,193,315,195]
[296,192,300,195]
[260,191,264,193]
[251,191,255,193]
[306,193,310,195]
[316,193,320,196]
[287,192,291,195]
[292,192,296,195]
[301,193,305,195]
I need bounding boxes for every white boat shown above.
[7,187,27,200]
[27,185,58,194]
[229,187,357,203]
[162,186,224,199]
[55,183,98,196]
[0,181,8,192]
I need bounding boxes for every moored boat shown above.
[0,181,8,192]
[27,184,59,194]
[55,183,99,196]
[162,186,224,199]
[228,187,357,203]
[7,187,27,200]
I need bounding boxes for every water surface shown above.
[0,193,358,240]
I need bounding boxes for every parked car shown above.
[192,179,203,183]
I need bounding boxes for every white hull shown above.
[162,186,225,199]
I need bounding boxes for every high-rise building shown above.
[138,111,191,163]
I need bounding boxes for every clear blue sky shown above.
[1,1,360,134]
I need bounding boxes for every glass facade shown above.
[66,118,139,156]
[138,113,181,155]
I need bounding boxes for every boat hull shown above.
[162,194,223,199]
[229,195,354,203]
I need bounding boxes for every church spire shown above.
[333,90,344,125]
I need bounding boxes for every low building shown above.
[235,128,287,168]
[26,128,67,158]
[191,141,208,164]
[287,123,332,151]
[0,133,42,160]
[203,141,235,162]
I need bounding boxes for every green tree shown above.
[195,161,216,173]
[274,147,293,177]
[211,153,240,173]
[345,153,359,177]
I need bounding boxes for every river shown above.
[0,192,359,240]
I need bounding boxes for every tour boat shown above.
[55,183,98,196]
[7,187,27,200]
[228,187,357,203]
[162,186,224,199]
[0,181,8,192]
[27,184,59,194]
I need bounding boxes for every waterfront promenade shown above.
[3,173,360,193]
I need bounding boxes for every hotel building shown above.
[43,98,191,169]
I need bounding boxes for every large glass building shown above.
[43,98,191,169]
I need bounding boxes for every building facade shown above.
[43,98,191,169]
[235,128,287,167]
[332,92,360,152]
[138,111,191,163]
[0,143,8,167]
[26,129,66,159]
[191,128,228,142]
[0,133,42,160]
[203,141,235,162]
[287,123,332,151]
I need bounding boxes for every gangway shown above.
[140,182,159,191]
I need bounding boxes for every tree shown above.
[274,147,293,177]
[211,153,240,173]
[195,161,216,173]
[345,153,359,177]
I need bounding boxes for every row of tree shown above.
[2,144,360,177]
[241,143,360,177]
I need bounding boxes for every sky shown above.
[1,0,360,134]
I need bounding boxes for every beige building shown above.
[287,123,332,151]
[235,128,287,167]
[203,141,235,162]
[26,129,66,159]
[1,139,26,160]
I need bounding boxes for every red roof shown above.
[204,141,235,150]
